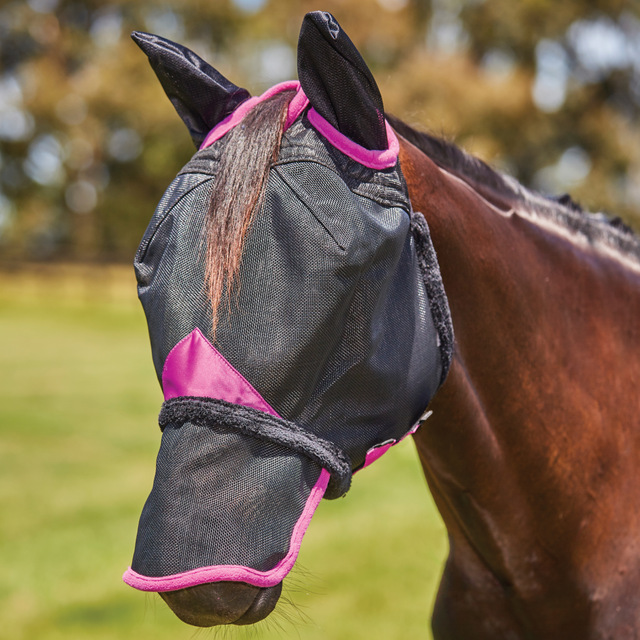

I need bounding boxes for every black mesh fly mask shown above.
[123,12,453,593]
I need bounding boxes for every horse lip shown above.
[232,582,283,625]
[158,581,282,627]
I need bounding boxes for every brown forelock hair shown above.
[205,89,296,338]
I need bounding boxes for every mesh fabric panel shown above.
[132,422,321,575]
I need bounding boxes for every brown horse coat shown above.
[400,135,640,639]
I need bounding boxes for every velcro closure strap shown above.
[159,396,352,499]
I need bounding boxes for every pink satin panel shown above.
[162,327,278,418]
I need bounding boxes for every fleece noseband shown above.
[160,397,352,499]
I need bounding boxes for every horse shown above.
[394,119,640,639]
[124,12,640,639]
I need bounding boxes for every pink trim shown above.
[358,414,429,472]
[162,328,277,417]
[284,85,310,130]
[198,80,398,170]
[122,468,330,591]
[362,440,395,469]
[402,420,422,441]
[307,107,399,170]
[200,81,308,150]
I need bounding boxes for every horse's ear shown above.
[297,11,387,151]
[131,31,251,148]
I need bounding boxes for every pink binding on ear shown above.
[307,107,399,170]
[198,80,400,171]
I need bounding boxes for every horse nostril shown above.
[159,580,282,627]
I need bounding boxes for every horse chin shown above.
[159,580,283,627]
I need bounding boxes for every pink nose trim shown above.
[122,468,331,592]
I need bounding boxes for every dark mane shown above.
[205,90,296,336]
[387,114,515,203]
[388,114,640,267]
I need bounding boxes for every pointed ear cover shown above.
[131,31,251,148]
[297,12,388,151]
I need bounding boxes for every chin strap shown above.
[159,396,352,499]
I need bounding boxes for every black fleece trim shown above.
[159,396,352,499]
[410,209,455,385]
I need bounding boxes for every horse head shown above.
[125,10,640,636]
[124,11,452,627]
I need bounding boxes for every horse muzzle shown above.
[159,580,283,627]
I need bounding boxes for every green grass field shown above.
[0,265,447,640]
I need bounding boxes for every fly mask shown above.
[123,11,453,593]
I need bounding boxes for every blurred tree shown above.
[0,0,638,262]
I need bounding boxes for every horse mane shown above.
[387,115,640,269]
[205,90,296,337]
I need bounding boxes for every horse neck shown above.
[399,136,640,611]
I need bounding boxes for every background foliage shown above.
[0,0,639,262]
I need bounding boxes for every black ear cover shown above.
[132,31,251,148]
[297,11,388,151]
